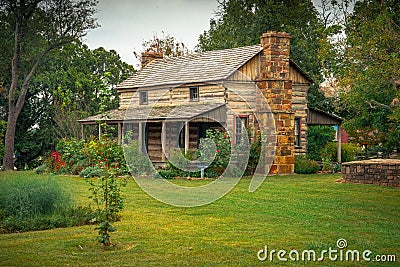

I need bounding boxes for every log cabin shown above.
[79,31,316,175]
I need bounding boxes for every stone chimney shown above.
[257,31,294,175]
[141,51,163,68]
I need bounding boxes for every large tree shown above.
[36,42,135,139]
[197,0,323,81]
[336,0,400,154]
[1,0,98,170]
[4,42,135,168]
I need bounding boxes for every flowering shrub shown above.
[199,128,231,177]
[47,137,128,175]
[49,150,66,172]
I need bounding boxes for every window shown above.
[235,115,248,144]
[190,86,199,101]
[294,117,301,146]
[139,91,148,105]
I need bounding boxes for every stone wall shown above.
[342,159,400,187]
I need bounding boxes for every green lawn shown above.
[0,171,399,266]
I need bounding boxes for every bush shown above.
[79,166,103,178]
[48,137,130,176]
[35,164,47,174]
[307,125,335,161]
[0,176,95,234]
[0,176,70,219]
[123,140,153,176]
[245,131,261,176]
[324,142,360,163]
[294,156,320,174]
[56,138,86,174]
[156,169,175,179]
[199,128,231,177]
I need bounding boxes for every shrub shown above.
[49,137,130,176]
[35,164,47,174]
[0,175,95,233]
[79,166,103,178]
[123,140,153,176]
[294,156,320,174]
[0,206,94,234]
[307,125,335,161]
[245,131,261,176]
[156,169,175,179]
[0,176,70,219]
[56,138,86,174]
[199,128,231,177]
[324,142,360,163]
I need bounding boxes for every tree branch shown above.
[16,45,53,115]
[367,99,392,110]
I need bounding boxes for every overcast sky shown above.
[84,0,324,69]
[84,0,219,68]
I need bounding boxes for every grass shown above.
[0,171,399,266]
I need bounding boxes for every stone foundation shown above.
[342,159,400,187]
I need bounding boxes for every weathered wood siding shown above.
[289,64,310,85]
[229,54,261,82]
[118,88,170,109]
[290,63,310,155]
[292,84,308,154]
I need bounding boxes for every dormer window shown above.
[190,86,199,101]
[139,91,148,105]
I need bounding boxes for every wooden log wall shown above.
[292,84,308,155]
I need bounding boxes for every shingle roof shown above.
[116,45,263,89]
[78,102,226,123]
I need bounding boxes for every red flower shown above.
[216,149,221,153]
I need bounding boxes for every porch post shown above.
[81,124,84,140]
[117,122,122,145]
[337,125,342,163]
[185,121,189,154]
[161,121,166,161]
[138,122,144,153]
[98,124,102,140]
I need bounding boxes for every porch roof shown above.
[78,102,226,124]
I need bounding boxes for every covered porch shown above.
[78,102,227,163]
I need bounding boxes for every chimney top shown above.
[141,51,163,68]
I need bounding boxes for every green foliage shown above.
[294,155,320,174]
[0,120,6,163]
[86,168,126,247]
[199,129,231,177]
[245,131,261,176]
[123,140,153,177]
[156,169,176,179]
[0,175,94,233]
[307,125,335,161]
[197,0,324,83]
[0,176,69,219]
[1,0,99,170]
[335,0,400,153]
[55,138,87,174]
[53,137,127,176]
[35,164,47,175]
[0,206,94,234]
[324,142,360,163]
[79,166,103,178]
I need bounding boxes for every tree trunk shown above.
[3,105,18,170]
